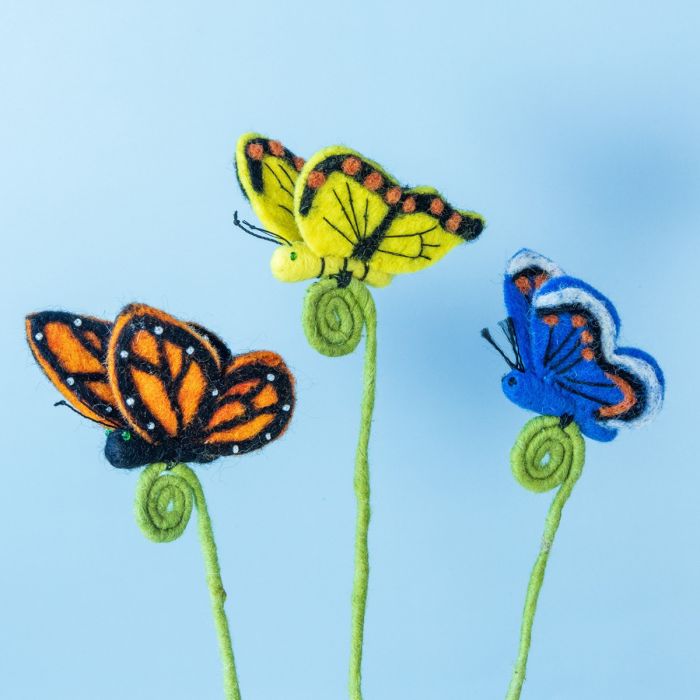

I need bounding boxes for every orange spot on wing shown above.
[164,342,183,378]
[130,367,178,436]
[82,330,102,351]
[580,330,594,344]
[177,362,206,427]
[363,172,383,191]
[385,187,402,205]
[307,170,326,189]
[598,373,638,418]
[445,212,462,232]
[534,273,548,289]
[131,330,160,365]
[246,143,264,160]
[268,140,284,156]
[224,378,261,398]
[86,380,115,405]
[293,156,305,171]
[45,322,104,374]
[543,315,559,326]
[207,401,246,430]
[227,351,286,373]
[402,196,416,213]
[429,198,445,215]
[581,348,595,361]
[515,276,531,294]
[572,315,587,328]
[342,156,361,176]
[253,383,278,409]
[205,413,275,444]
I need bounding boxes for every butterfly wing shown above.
[235,133,305,242]
[503,249,565,369]
[107,304,223,444]
[294,146,485,274]
[203,351,295,456]
[530,275,664,440]
[187,321,233,366]
[26,311,123,427]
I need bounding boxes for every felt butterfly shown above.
[26,303,295,468]
[481,249,664,441]
[234,133,486,288]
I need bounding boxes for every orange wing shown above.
[107,304,224,443]
[204,351,295,456]
[26,311,123,428]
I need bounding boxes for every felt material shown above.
[302,279,376,700]
[26,304,296,468]
[135,463,241,700]
[506,417,585,700]
[234,134,486,287]
[235,132,305,242]
[483,249,664,441]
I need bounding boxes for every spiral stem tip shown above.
[302,278,375,358]
[511,415,585,494]
[135,463,195,542]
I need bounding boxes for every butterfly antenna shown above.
[480,328,518,370]
[54,400,111,427]
[498,318,525,370]
[232,211,290,246]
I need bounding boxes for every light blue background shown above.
[1,2,698,698]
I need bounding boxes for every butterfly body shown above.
[27,304,295,468]
[484,250,664,442]
[235,135,485,287]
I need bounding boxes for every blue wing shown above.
[529,275,664,441]
[503,249,564,370]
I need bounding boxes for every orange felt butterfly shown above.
[26,303,295,468]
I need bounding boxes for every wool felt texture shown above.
[302,278,376,700]
[505,417,585,700]
[482,249,664,442]
[234,133,486,288]
[26,304,296,468]
[135,463,241,700]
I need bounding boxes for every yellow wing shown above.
[235,133,306,242]
[293,145,485,274]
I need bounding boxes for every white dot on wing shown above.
[233,445,239,454]
[73,318,82,327]
[66,377,75,386]
[154,326,163,335]
[126,397,135,406]
[282,404,291,411]
[35,332,43,341]
[265,432,272,441]
[147,421,155,430]
[267,373,275,381]
[120,350,129,358]
[186,346,194,355]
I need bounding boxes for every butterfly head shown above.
[270,241,322,282]
[501,370,541,407]
[104,428,164,469]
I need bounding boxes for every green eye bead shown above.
[121,430,131,442]
[290,251,298,261]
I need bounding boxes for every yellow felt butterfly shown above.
[235,133,486,287]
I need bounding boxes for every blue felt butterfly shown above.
[482,249,664,442]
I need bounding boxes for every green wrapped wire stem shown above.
[506,416,586,700]
[302,278,377,700]
[135,463,241,700]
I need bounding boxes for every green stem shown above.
[302,278,377,700]
[135,463,241,700]
[349,292,376,700]
[505,416,586,700]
